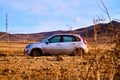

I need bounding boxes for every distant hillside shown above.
[0,21,120,42]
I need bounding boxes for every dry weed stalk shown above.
[96,0,120,80]
[85,17,108,80]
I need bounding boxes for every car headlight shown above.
[26,44,32,48]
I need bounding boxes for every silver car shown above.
[24,34,88,56]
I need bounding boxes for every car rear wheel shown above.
[73,48,85,57]
[31,48,42,57]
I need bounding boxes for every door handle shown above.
[72,43,75,45]
[57,44,60,46]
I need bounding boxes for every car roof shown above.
[46,34,81,39]
[52,34,80,36]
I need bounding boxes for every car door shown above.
[43,35,61,54]
[60,35,76,54]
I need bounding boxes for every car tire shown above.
[31,48,42,57]
[73,48,85,57]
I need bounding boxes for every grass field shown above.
[0,42,119,80]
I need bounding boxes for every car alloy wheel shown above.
[31,48,42,57]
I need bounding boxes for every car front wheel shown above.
[31,48,42,57]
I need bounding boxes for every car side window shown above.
[63,36,75,42]
[49,36,61,43]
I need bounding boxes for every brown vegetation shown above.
[0,41,119,80]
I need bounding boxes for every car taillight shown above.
[80,36,87,45]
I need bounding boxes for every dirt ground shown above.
[0,54,119,80]
[0,42,119,80]
[0,55,88,80]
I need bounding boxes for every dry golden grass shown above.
[0,42,30,56]
[0,42,119,80]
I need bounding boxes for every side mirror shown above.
[45,41,49,44]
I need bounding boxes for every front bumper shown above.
[24,48,30,55]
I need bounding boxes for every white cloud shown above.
[5,1,29,11]
[72,1,80,7]
[29,3,45,13]
[59,4,68,11]
[73,17,81,23]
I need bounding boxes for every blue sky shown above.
[0,0,119,34]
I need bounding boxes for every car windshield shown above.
[40,36,51,43]
[40,39,47,43]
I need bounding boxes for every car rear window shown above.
[63,36,75,42]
